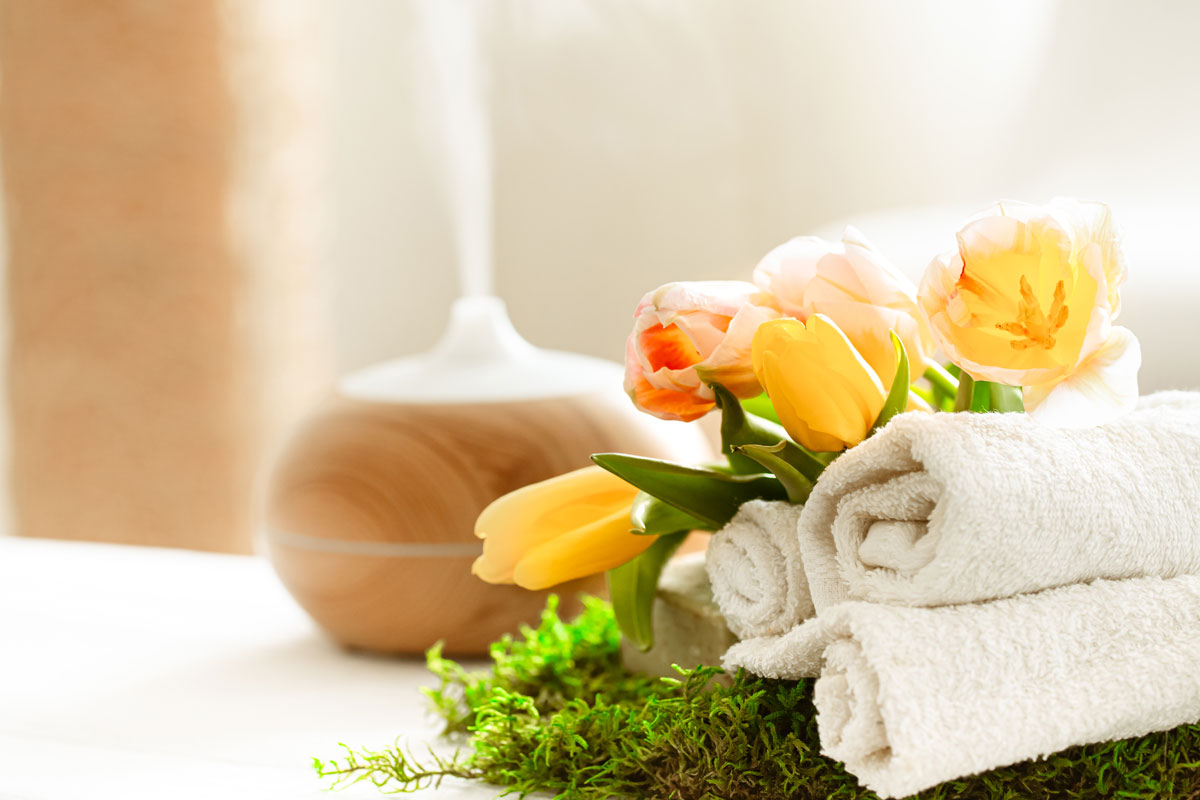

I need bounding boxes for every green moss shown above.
[315,596,1200,799]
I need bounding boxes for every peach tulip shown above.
[472,466,648,590]
[919,199,1140,426]
[624,281,780,422]
[752,227,933,386]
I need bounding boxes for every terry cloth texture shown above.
[705,500,810,639]
[725,392,1200,679]
[812,575,1200,798]
[799,391,1200,613]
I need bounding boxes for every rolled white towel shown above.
[812,574,1200,799]
[800,391,1200,613]
[705,499,810,639]
[722,615,831,680]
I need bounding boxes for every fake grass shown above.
[315,596,1200,799]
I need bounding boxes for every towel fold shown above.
[721,613,830,679]
[800,391,1200,613]
[705,499,810,639]
[811,574,1200,798]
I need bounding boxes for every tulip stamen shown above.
[996,276,1069,350]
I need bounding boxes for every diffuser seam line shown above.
[265,528,482,557]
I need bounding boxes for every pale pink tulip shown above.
[753,227,933,385]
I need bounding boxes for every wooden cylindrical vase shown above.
[266,297,711,655]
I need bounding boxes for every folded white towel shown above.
[705,500,810,639]
[811,575,1200,798]
[800,391,1200,613]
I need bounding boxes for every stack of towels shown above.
[706,391,1200,798]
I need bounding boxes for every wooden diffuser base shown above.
[266,386,711,656]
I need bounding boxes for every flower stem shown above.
[924,363,959,397]
[954,372,975,412]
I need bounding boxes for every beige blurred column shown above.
[0,0,329,552]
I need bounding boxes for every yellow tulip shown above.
[919,199,1140,425]
[751,315,887,452]
[472,465,649,590]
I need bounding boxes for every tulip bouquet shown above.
[473,199,1140,650]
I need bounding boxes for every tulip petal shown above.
[696,302,780,397]
[1023,326,1141,428]
[638,323,701,372]
[756,347,844,452]
[628,373,715,422]
[472,466,638,584]
[816,300,927,387]
[751,315,886,452]
[1048,198,1126,318]
[752,236,830,317]
[802,316,887,444]
[511,506,651,590]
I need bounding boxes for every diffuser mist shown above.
[264,0,708,654]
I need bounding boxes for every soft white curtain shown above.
[1,0,329,551]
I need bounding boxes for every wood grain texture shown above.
[266,388,713,655]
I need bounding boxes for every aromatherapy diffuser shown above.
[266,1,707,655]
[265,296,711,655]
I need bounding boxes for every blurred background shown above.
[3,0,1199,553]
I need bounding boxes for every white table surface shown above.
[0,537,498,800]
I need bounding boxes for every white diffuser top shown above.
[339,296,624,404]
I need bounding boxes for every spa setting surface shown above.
[4,2,1200,799]
[0,537,496,800]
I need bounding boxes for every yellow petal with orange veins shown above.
[919,198,1131,414]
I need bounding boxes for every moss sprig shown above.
[318,596,1200,799]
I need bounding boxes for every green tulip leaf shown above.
[869,331,911,435]
[630,491,709,535]
[739,392,782,425]
[591,453,787,528]
[711,383,830,482]
[711,383,796,474]
[731,443,814,504]
[607,531,688,652]
[753,436,830,484]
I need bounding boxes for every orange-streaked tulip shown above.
[919,199,1140,426]
[752,227,934,386]
[472,466,649,590]
[624,281,780,422]
[751,315,887,452]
